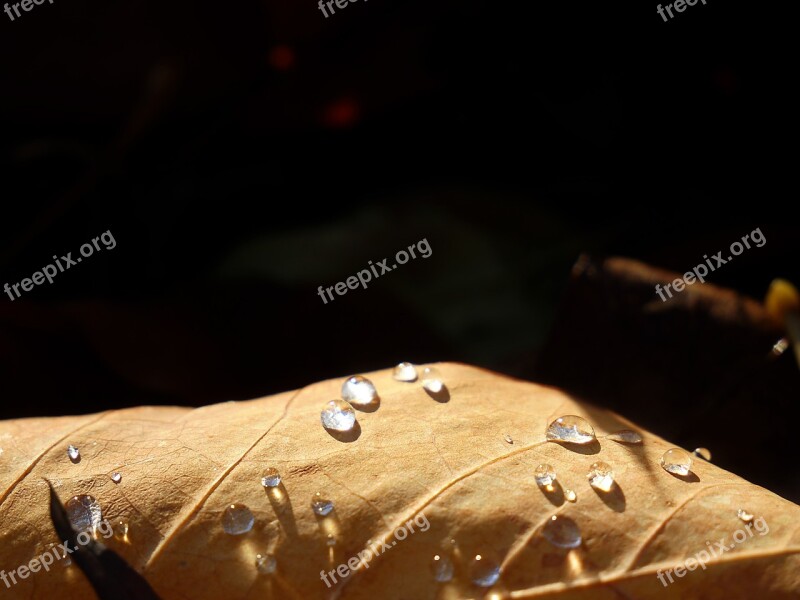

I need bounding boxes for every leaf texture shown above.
[0,363,798,599]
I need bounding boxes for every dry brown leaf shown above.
[0,363,798,599]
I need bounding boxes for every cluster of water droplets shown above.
[49,364,758,591]
[321,363,445,435]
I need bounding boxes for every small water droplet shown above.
[587,461,615,492]
[221,504,254,535]
[113,518,129,542]
[545,415,596,445]
[534,464,557,488]
[660,448,693,476]
[737,509,754,523]
[110,472,122,483]
[255,553,277,574]
[607,429,643,444]
[393,362,418,382]
[311,493,334,516]
[431,554,454,582]
[772,338,789,356]
[326,533,337,546]
[565,489,577,502]
[65,495,102,533]
[693,447,712,461]
[421,367,444,393]
[503,433,513,444]
[321,399,356,432]
[341,376,378,406]
[261,467,281,488]
[47,543,72,567]
[67,445,80,462]
[470,554,501,587]
[542,515,582,549]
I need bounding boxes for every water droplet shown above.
[255,553,277,574]
[311,493,334,516]
[67,445,80,462]
[261,468,281,488]
[110,472,122,483]
[607,429,643,444]
[341,376,378,406]
[221,503,254,535]
[737,509,754,523]
[545,415,596,445]
[321,399,356,432]
[660,448,693,476]
[65,495,102,533]
[470,554,501,587]
[565,489,577,502]
[503,433,513,444]
[693,447,712,461]
[772,338,789,356]
[113,518,129,542]
[326,533,337,546]
[587,461,615,492]
[534,464,557,488]
[421,367,444,393]
[431,554,454,582]
[542,515,582,549]
[393,362,418,382]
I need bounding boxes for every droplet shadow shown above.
[425,385,450,403]
[551,439,601,455]
[353,396,381,413]
[537,480,565,507]
[325,420,361,443]
[264,483,298,539]
[667,470,700,483]
[314,510,342,570]
[592,481,626,512]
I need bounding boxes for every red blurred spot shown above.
[269,45,295,71]
[712,67,738,95]
[322,98,360,129]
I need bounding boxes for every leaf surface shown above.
[0,364,798,599]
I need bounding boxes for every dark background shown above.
[1,0,796,496]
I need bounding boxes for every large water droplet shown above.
[737,508,754,523]
[311,493,334,516]
[545,416,596,445]
[607,429,643,444]
[67,445,80,462]
[503,433,513,444]
[341,376,378,406]
[587,461,615,492]
[255,553,277,574]
[542,515,581,549]
[534,464,557,488]
[565,489,577,502]
[393,362,418,382]
[430,554,454,582]
[110,472,122,484]
[65,495,102,533]
[470,554,501,587]
[221,504,254,535]
[261,468,281,488]
[321,399,356,432]
[693,447,712,461]
[421,367,444,393]
[660,448,693,476]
